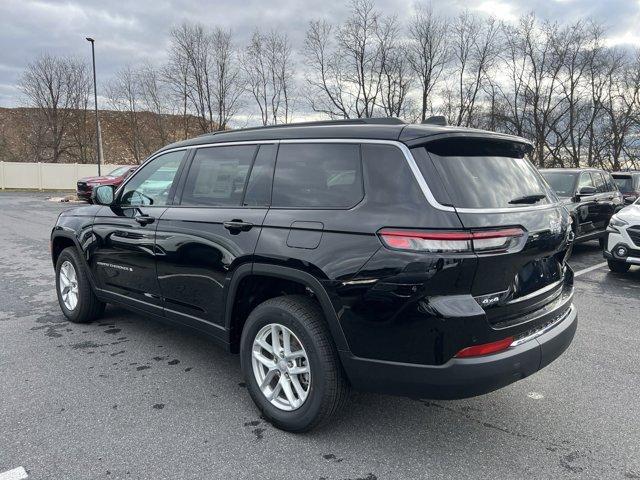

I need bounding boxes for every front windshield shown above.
[108,166,130,177]
[540,172,577,197]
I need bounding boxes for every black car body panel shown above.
[52,120,577,399]
[540,168,623,243]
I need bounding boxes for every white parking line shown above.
[0,467,28,480]
[574,262,608,277]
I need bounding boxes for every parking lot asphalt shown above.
[1,191,639,480]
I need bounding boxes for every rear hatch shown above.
[411,137,573,328]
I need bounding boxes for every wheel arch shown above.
[50,231,100,290]
[51,231,82,266]
[224,263,349,354]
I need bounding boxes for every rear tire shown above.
[55,247,105,323]
[607,259,630,273]
[240,295,349,432]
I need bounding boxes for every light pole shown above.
[86,37,102,175]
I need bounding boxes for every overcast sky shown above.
[2,0,640,110]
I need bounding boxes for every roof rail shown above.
[422,115,448,126]
[197,117,406,136]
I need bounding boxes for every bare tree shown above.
[548,21,593,167]
[211,27,244,130]
[168,23,243,132]
[164,36,193,138]
[304,0,388,118]
[242,30,295,125]
[169,23,214,132]
[601,50,640,170]
[139,64,171,146]
[377,16,414,118]
[500,16,567,166]
[337,0,384,118]
[304,20,352,118]
[448,11,501,127]
[67,72,94,164]
[407,3,449,121]
[20,54,91,162]
[106,66,144,162]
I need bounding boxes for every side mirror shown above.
[624,195,637,204]
[577,186,597,196]
[93,185,115,205]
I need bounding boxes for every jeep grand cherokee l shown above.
[51,118,577,432]
[540,168,623,247]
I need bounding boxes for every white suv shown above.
[605,198,640,273]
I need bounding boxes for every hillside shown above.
[0,107,205,165]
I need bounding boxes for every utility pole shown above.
[86,37,103,175]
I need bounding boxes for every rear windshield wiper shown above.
[508,193,546,205]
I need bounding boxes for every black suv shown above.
[540,168,623,246]
[51,119,577,431]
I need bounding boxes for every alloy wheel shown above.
[251,323,311,411]
[59,260,79,311]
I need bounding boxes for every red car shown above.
[76,165,137,202]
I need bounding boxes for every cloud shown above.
[1,0,639,107]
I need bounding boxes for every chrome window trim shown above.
[125,138,561,214]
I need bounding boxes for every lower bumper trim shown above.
[339,304,577,400]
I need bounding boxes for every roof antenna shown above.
[422,115,447,126]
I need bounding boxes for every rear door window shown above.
[243,144,276,206]
[272,143,363,208]
[593,172,607,193]
[181,145,257,206]
[413,138,552,209]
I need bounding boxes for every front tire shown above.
[607,259,630,273]
[55,247,105,323]
[240,295,349,432]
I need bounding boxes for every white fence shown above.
[0,162,125,191]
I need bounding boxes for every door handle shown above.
[223,219,253,232]
[134,214,155,226]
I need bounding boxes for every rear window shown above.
[613,175,635,193]
[415,138,552,209]
[540,171,577,197]
[272,143,363,208]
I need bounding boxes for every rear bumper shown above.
[340,304,577,399]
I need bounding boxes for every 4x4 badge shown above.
[474,290,509,308]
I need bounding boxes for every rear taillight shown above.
[378,228,525,253]
[455,336,514,358]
